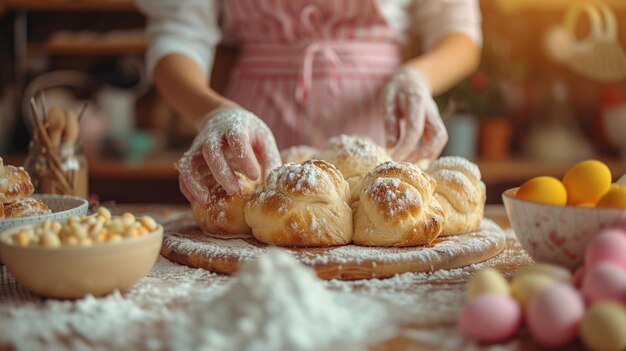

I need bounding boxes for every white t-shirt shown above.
[135,0,482,79]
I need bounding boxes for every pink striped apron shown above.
[224,0,402,149]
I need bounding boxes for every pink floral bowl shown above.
[502,188,626,269]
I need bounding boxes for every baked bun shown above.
[0,158,35,204]
[352,161,444,247]
[190,163,260,236]
[315,135,391,203]
[245,160,353,247]
[426,156,486,236]
[0,202,5,219]
[280,145,318,164]
[5,197,51,218]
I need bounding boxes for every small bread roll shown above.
[353,161,444,247]
[0,202,5,219]
[245,160,353,247]
[280,145,318,164]
[426,156,486,236]
[315,135,391,203]
[5,197,51,218]
[191,163,260,236]
[0,159,35,204]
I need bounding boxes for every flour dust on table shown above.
[173,248,397,351]
[0,228,531,351]
[0,249,398,351]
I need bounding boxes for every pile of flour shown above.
[178,249,392,351]
[2,250,393,351]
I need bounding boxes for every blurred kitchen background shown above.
[0,0,625,204]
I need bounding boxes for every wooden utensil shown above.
[47,106,66,149]
[64,110,80,144]
[29,98,73,194]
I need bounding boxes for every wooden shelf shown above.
[478,158,626,184]
[5,153,625,185]
[3,0,136,12]
[88,153,179,180]
[29,40,146,55]
[487,0,626,12]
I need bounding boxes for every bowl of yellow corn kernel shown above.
[0,207,163,298]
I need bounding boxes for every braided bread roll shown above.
[5,197,51,218]
[280,145,318,164]
[315,135,391,203]
[245,160,353,246]
[0,158,34,204]
[426,156,486,236]
[353,161,444,247]
[189,163,260,236]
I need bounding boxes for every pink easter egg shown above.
[573,266,586,288]
[585,230,626,270]
[582,262,626,304]
[458,294,522,343]
[527,283,585,347]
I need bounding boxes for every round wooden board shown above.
[161,213,507,280]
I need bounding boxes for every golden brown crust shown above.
[280,145,318,164]
[352,161,444,247]
[244,160,353,247]
[5,198,51,218]
[190,163,259,236]
[314,135,391,204]
[0,164,35,204]
[0,202,5,219]
[426,156,486,236]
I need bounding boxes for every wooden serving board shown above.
[161,212,507,280]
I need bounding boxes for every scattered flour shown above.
[162,215,507,268]
[0,250,399,351]
[0,212,529,351]
[177,249,395,351]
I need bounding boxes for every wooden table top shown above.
[0,205,564,351]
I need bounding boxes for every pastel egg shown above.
[466,268,509,300]
[580,302,626,351]
[458,294,521,343]
[585,229,626,270]
[596,187,626,209]
[516,176,567,205]
[510,273,554,309]
[513,263,572,283]
[562,160,612,205]
[582,262,626,304]
[526,283,585,347]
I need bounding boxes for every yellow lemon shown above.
[516,176,567,205]
[562,160,612,205]
[596,187,626,209]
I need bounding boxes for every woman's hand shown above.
[382,67,448,162]
[177,108,281,203]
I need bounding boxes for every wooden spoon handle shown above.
[64,110,80,144]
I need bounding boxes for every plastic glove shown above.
[177,107,281,203]
[382,66,448,162]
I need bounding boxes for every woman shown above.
[136,0,482,203]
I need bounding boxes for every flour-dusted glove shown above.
[177,108,281,203]
[383,67,448,162]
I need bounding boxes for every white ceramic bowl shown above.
[0,223,163,299]
[502,188,626,269]
[0,194,89,232]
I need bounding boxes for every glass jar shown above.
[24,141,89,199]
